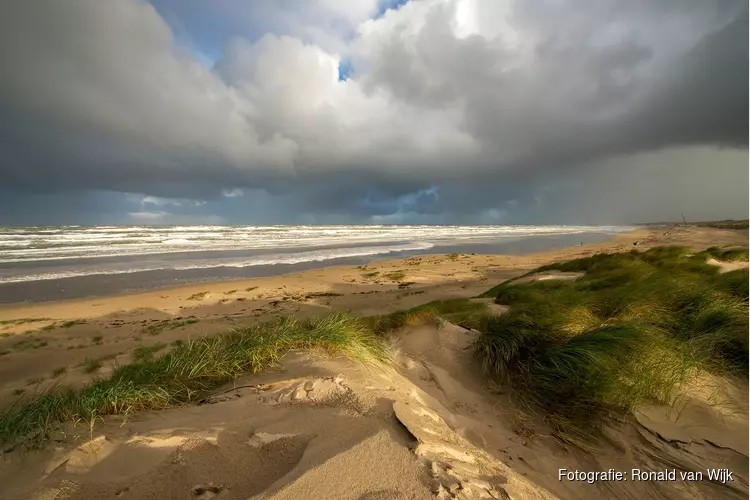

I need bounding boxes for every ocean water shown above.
[0,225,634,303]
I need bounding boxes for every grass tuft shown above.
[144,318,199,336]
[13,338,49,351]
[82,359,103,373]
[60,320,85,329]
[0,312,388,447]
[383,270,406,281]
[132,343,167,361]
[0,318,51,326]
[367,299,488,335]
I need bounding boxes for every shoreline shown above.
[0,229,626,306]
[0,228,649,321]
[1,223,747,341]
[0,230,627,304]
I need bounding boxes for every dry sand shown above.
[0,225,747,499]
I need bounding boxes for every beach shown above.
[0,225,630,303]
[0,223,747,500]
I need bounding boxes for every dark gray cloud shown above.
[0,0,746,225]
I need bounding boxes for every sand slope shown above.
[0,341,557,500]
[3,318,746,499]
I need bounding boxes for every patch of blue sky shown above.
[376,0,410,18]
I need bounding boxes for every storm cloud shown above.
[0,0,746,224]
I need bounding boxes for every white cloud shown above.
[128,210,169,220]
[128,210,224,225]
[222,188,244,198]
[139,195,205,207]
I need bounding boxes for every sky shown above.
[0,0,747,226]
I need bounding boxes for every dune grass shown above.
[13,337,49,351]
[367,298,489,335]
[0,312,388,447]
[475,246,749,443]
[383,270,406,281]
[60,319,85,329]
[698,246,749,262]
[694,219,749,230]
[132,343,167,361]
[144,318,200,336]
[0,318,51,326]
[187,291,209,301]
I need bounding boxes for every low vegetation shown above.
[81,359,103,374]
[383,270,406,281]
[475,246,749,443]
[60,319,85,328]
[132,343,167,361]
[187,291,210,301]
[13,337,49,351]
[699,246,749,262]
[144,318,199,336]
[0,313,387,447]
[367,298,489,336]
[693,219,749,230]
[78,354,119,374]
[305,291,343,299]
[0,318,51,326]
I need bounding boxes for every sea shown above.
[0,225,634,304]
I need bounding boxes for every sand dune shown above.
[0,225,747,499]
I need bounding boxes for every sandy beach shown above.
[0,224,747,500]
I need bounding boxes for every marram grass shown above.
[367,298,489,335]
[0,312,388,447]
[475,246,748,443]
